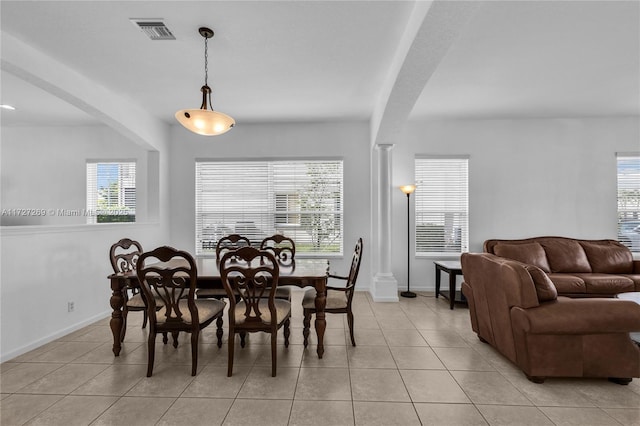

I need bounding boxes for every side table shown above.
[434,260,465,310]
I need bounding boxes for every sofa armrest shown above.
[633,260,640,274]
[512,296,640,335]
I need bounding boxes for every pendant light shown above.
[175,27,235,136]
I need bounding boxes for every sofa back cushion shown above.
[493,242,551,273]
[540,239,591,273]
[579,241,633,274]
[522,264,558,302]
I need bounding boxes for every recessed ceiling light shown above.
[0,104,16,110]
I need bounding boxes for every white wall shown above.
[0,125,170,361]
[2,115,637,360]
[391,116,640,292]
[168,121,372,284]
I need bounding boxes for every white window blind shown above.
[86,162,136,224]
[195,160,343,256]
[617,154,640,252]
[414,157,469,255]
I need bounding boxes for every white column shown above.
[372,144,399,302]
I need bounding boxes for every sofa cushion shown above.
[522,264,557,302]
[621,274,640,291]
[580,241,633,274]
[540,240,591,273]
[494,242,551,273]
[573,273,635,294]
[547,274,586,294]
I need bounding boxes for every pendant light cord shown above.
[204,36,209,87]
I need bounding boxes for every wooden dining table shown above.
[108,257,330,358]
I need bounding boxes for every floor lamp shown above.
[400,184,416,298]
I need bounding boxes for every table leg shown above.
[109,277,125,356]
[314,283,327,359]
[435,266,441,298]
[448,271,456,310]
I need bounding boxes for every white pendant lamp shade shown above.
[175,86,235,136]
[176,27,234,136]
[175,108,235,136]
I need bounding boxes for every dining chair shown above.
[302,238,363,348]
[109,238,163,341]
[220,247,291,377]
[260,234,296,301]
[195,234,251,301]
[136,246,226,377]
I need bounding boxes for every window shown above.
[617,154,640,252]
[196,160,343,256]
[414,156,469,255]
[86,162,136,223]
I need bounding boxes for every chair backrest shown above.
[220,247,280,326]
[216,234,251,262]
[344,238,363,300]
[136,246,199,327]
[110,238,143,273]
[260,234,295,266]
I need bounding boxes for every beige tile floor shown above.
[2,291,640,425]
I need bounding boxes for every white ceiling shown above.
[1,1,638,129]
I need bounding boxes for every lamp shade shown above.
[399,184,416,195]
[175,108,235,136]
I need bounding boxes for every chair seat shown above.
[273,286,293,300]
[302,288,348,310]
[234,299,291,326]
[156,299,226,325]
[126,293,164,309]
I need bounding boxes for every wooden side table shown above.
[434,260,465,310]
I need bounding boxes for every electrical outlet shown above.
[67,301,75,312]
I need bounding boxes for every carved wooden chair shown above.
[109,238,163,341]
[220,247,291,377]
[260,234,296,301]
[303,238,362,348]
[195,234,251,301]
[136,246,225,377]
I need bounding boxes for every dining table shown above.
[108,257,331,358]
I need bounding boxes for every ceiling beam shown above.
[1,32,168,151]
[371,0,480,146]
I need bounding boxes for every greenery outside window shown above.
[86,162,136,223]
[414,156,469,256]
[195,160,343,256]
[617,153,640,252]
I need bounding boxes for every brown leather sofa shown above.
[461,252,640,383]
[484,236,640,297]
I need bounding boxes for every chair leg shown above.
[303,310,311,348]
[240,331,247,348]
[141,311,148,329]
[227,331,235,377]
[347,311,356,346]
[284,318,290,348]
[162,332,168,344]
[120,308,128,342]
[271,332,277,377]
[146,332,157,377]
[216,316,224,348]
[172,331,179,348]
[191,331,199,376]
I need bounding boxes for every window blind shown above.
[616,154,640,252]
[414,157,469,255]
[195,160,343,256]
[86,162,136,224]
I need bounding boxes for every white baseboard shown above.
[1,310,112,363]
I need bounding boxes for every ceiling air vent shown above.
[130,19,175,40]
